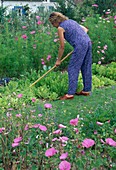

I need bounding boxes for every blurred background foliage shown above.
[0,0,116,78]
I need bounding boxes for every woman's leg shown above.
[67,44,88,95]
[81,41,92,92]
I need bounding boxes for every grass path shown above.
[48,86,116,124]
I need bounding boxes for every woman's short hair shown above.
[49,12,68,24]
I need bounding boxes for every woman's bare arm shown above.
[80,25,89,33]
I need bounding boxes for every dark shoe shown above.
[60,95,74,100]
[75,91,90,96]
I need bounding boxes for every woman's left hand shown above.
[55,59,61,66]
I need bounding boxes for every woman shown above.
[49,12,92,100]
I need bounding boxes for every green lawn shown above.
[49,86,116,124]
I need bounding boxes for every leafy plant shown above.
[84,14,116,64]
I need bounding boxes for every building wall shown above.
[0,0,56,13]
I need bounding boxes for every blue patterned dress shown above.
[59,19,92,94]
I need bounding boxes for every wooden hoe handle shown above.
[29,51,73,87]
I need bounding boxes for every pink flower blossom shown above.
[30,109,36,113]
[6,112,12,117]
[59,160,71,170]
[39,125,47,131]
[74,128,79,134]
[0,127,5,133]
[33,44,36,49]
[8,108,13,111]
[60,136,69,143]
[47,55,51,61]
[12,142,20,147]
[100,139,105,144]
[16,114,22,117]
[114,16,116,20]
[104,45,108,50]
[81,18,86,22]
[31,115,36,118]
[54,38,59,42]
[21,34,28,39]
[106,138,116,147]
[38,114,42,117]
[60,152,68,160]
[47,32,51,35]
[114,129,116,133]
[96,121,103,126]
[92,4,98,7]
[101,50,105,53]
[45,147,58,157]
[80,150,85,155]
[44,103,52,109]
[30,31,36,34]
[58,124,67,129]
[107,120,110,123]
[52,138,58,142]
[22,26,27,29]
[17,93,23,98]
[98,61,101,65]
[53,129,62,134]
[14,137,22,143]
[70,118,78,126]
[36,16,40,20]
[37,21,42,25]
[32,124,40,128]
[24,124,29,131]
[42,61,45,65]
[94,130,97,134]
[15,37,18,41]
[105,12,111,15]
[82,138,95,148]
[32,98,36,102]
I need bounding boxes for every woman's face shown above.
[51,21,59,28]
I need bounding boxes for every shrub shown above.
[84,14,116,64]
[94,0,116,16]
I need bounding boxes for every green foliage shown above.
[92,62,116,81]
[0,6,8,23]
[0,85,116,169]
[94,0,116,16]
[54,0,76,19]
[0,62,115,102]
[0,16,73,78]
[0,6,115,78]
[84,14,116,64]
[73,0,95,22]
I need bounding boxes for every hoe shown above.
[30,51,73,87]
